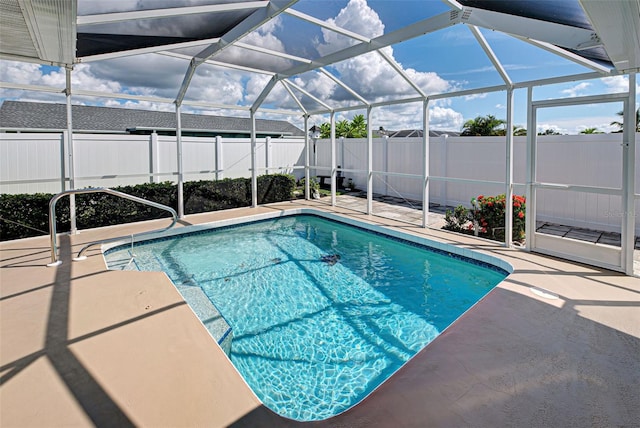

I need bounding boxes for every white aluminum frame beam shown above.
[234,41,312,64]
[159,52,275,76]
[318,68,369,105]
[77,2,269,25]
[283,8,370,43]
[175,104,185,218]
[468,25,512,85]
[0,81,64,94]
[622,72,636,274]
[251,76,279,112]
[377,49,427,97]
[280,80,307,113]
[504,88,514,246]
[421,99,429,228]
[282,79,333,111]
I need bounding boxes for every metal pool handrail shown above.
[48,188,178,267]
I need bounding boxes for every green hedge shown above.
[0,174,296,241]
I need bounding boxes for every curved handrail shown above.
[48,188,178,266]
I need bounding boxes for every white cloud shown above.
[464,93,488,101]
[601,75,640,97]
[560,82,591,98]
[316,0,384,55]
[537,116,620,135]
[429,105,464,130]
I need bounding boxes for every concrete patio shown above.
[1,199,639,427]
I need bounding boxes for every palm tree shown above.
[318,115,368,138]
[580,127,602,134]
[610,108,640,132]
[461,115,506,136]
[513,125,527,136]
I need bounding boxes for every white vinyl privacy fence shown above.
[2,132,637,234]
[313,133,640,235]
[0,132,305,193]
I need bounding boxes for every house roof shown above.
[377,129,460,138]
[0,101,304,136]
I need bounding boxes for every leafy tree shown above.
[538,128,561,136]
[349,114,367,138]
[513,125,527,136]
[610,108,640,132]
[461,115,506,136]
[580,127,602,134]
[335,120,351,138]
[319,123,331,138]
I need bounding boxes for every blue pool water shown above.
[105,214,507,421]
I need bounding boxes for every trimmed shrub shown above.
[258,174,296,204]
[0,193,69,240]
[184,178,250,213]
[0,174,296,241]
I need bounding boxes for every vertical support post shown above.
[422,99,430,228]
[304,115,310,200]
[251,110,258,208]
[441,134,448,206]
[215,135,223,180]
[330,112,337,206]
[175,104,185,218]
[340,136,345,182]
[65,67,77,234]
[505,87,514,247]
[622,72,637,274]
[59,133,65,192]
[366,106,373,215]
[383,135,389,196]
[525,86,536,250]
[265,136,272,175]
[150,131,159,183]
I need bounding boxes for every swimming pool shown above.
[105,211,509,421]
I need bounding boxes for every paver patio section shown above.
[1,200,639,427]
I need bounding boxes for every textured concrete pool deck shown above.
[1,200,639,427]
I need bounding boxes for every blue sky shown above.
[0,0,635,134]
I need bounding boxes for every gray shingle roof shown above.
[0,101,304,136]
[374,129,460,138]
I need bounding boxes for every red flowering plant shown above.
[470,194,526,242]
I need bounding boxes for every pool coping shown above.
[2,200,639,427]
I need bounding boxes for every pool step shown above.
[176,285,233,355]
